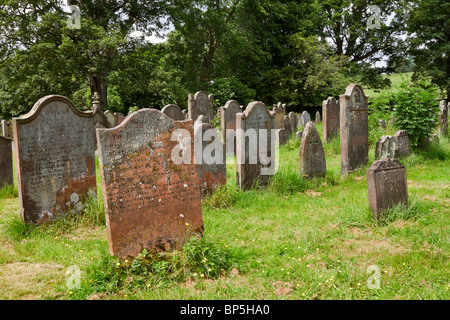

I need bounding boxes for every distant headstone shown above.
[115,112,126,125]
[340,84,369,175]
[104,110,117,128]
[367,158,408,219]
[296,131,303,140]
[162,104,185,121]
[299,122,326,179]
[300,111,311,128]
[393,130,410,157]
[236,102,277,189]
[375,135,396,160]
[188,91,214,123]
[13,95,96,225]
[0,136,13,188]
[315,111,321,123]
[220,100,243,155]
[194,122,226,195]
[97,109,204,258]
[289,112,298,131]
[279,116,291,145]
[272,102,286,130]
[322,97,339,143]
[378,119,386,129]
[438,100,448,136]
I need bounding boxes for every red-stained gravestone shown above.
[13,95,96,225]
[220,100,243,155]
[0,136,13,188]
[367,158,408,219]
[97,109,203,258]
[322,97,339,143]
[299,122,326,179]
[162,104,185,121]
[340,84,369,175]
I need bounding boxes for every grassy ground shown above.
[0,123,448,300]
[364,72,413,100]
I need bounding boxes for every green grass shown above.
[364,72,413,100]
[0,122,448,300]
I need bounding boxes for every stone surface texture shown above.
[299,122,326,179]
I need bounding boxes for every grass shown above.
[0,121,449,300]
[364,72,413,100]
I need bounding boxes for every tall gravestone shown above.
[367,158,408,219]
[299,122,326,179]
[438,100,448,136]
[279,116,291,145]
[97,109,204,258]
[161,104,185,121]
[13,95,96,225]
[220,100,243,155]
[0,136,13,188]
[194,122,226,195]
[340,84,369,175]
[300,111,311,128]
[289,112,298,131]
[236,102,277,190]
[188,91,214,123]
[322,97,339,143]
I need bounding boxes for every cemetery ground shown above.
[0,125,448,300]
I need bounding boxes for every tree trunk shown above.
[88,74,108,111]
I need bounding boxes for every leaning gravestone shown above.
[322,97,339,143]
[97,109,203,258]
[289,112,298,131]
[13,95,96,225]
[0,136,13,188]
[236,102,277,190]
[300,111,311,127]
[438,100,448,136]
[299,122,326,179]
[340,84,369,175]
[375,135,396,160]
[194,122,226,195]
[220,100,243,155]
[315,111,321,124]
[162,104,185,121]
[367,158,408,219]
[188,91,214,123]
[279,116,291,145]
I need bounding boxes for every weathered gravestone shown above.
[115,113,126,125]
[0,136,13,188]
[394,130,410,157]
[97,109,204,258]
[1,120,10,138]
[104,110,117,128]
[13,95,96,225]
[299,122,326,179]
[322,97,339,143]
[272,102,286,130]
[375,135,396,159]
[279,116,291,145]
[296,131,303,140]
[367,158,408,219]
[220,100,243,155]
[161,104,185,121]
[236,102,277,190]
[194,122,226,195]
[315,111,321,124]
[340,84,369,175]
[438,100,448,136]
[299,111,311,128]
[289,112,298,131]
[188,91,214,123]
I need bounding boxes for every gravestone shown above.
[115,112,126,125]
[13,95,96,225]
[236,102,277,190]
[97,109,204,258]
[194,122,226,195]
[300,111,311,128]
[279,116,291,145]
[188,91,214,123]
[340,84,369,175]
[393,130,410,157]
[322,97,339,143]
[220,100,243,155]
[315,111,321,123]
[289,112,298,131]
[0,136,13,188]
[375,135,396,159]
[296,131,303,140]
[1,120,9,138]
[104,110,117,128]
[378,119,386,129]
[367,158,408,219]
[299,122,326,179]
[161,104,185,121]
[272,102,286,130]
[438,100,448,136]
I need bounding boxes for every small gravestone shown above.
[378,119,386,129]
[236,102,277,189]
[104,110,117,128]
[279,116,291,145]
[188,91,214,123]
[322,97,339,143]
[367,158,408,219]
[300,111,311,128]
[162,104,185,121]
[375,135,397,159]
[315,111,321,123]
[296,131,303,140]
[289,112,298,131]
[299,122,326,179]
[0,136,13,188]
[340,84,369,175]
[394,130,410,157]
[438,100,448,136]
[13,95,96,225]
[220,100,243,155]
[194,122,226,195]
[272,102,286,130]
[97,109,203,258]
